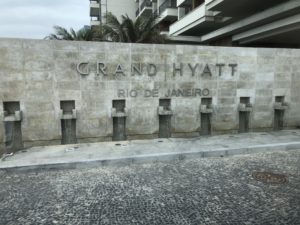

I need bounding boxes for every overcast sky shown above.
[0,0,89,39]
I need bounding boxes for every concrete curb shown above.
[1,141,300,173]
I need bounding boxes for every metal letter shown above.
[152,89,159,97]
[147,64,157,76]
[202,89,210,96]
[216,64,225,76]
[188,63,198,76]
[173,63,183,76]
[115,64,125,76]
[201,64,212,77]
[144,90,152,97]
[130,90,138,97]
[178,89,184,97]
[76,62,89,75]
[171,90,178,97]
[132,63,142,76]
[165,89,171,98]
[118,89,125,98]
[229,64,238,76]
[186,89,192,97]
[195,89,202,96]
[97,62,107,76]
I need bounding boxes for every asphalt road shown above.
[0,150,299,225]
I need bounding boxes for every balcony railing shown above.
[159,0,177,14]
[169,3,210,35]
[140,0,152,11]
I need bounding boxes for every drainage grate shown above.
[252,171,287,184]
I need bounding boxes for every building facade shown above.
[89,0,137,26]
[90,0,300,47]
[0,38,300,155]
[133,0,300,47]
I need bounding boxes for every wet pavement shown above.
[0,150,299,225]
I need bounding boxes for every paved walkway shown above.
[1,130,300,170]
[0,150,299,225]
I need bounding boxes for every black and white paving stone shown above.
[0,150,299,225]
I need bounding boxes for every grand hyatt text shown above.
[76,62,238,77]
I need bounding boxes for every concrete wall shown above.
[0,38,299,153]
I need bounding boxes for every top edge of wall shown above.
[0,37,299,51]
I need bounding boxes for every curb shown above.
[1,142,300,173]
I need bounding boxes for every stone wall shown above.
[0,38,299,153]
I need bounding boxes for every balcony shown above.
[206,0,287,20]
[159,0,177,13]
[137,0,152,17]
[169,3,216,36]
[90,0,100,17]
[197,0,300,45]
[141,0,152,9]
[177,0,189,7]
[156,0,177,23]
[90,19,101,26]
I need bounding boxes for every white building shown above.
[90,0,300,47]
[168,0,300,47]
[89,0,137,26]
[137,0,300,47]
